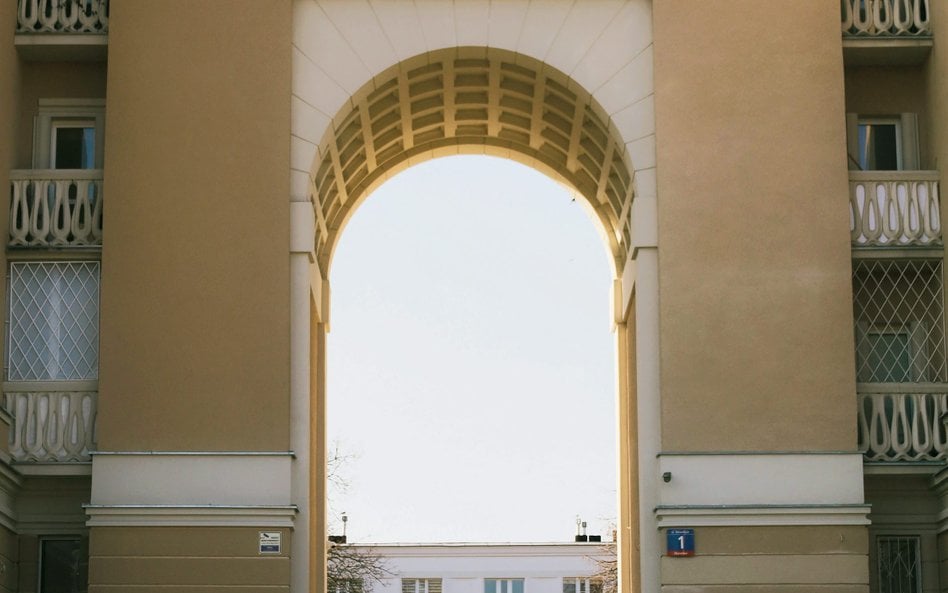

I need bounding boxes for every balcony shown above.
[3,387,96,472]
[841,0,932,65]
[849,171,940,249]
[9,169,103,248]
[15,0,108,62]
[858,386,948,464]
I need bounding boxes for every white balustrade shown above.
[16,0,108,34]
[849,171,940,247]
[842,0,931,36]
[9,170,103,248]
[4,390,96,463]
[858,388,948,461]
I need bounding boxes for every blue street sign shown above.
[666,528,695,557]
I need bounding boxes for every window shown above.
[563,577,603,593]
[32,99,105,170]
[51,120,95,169]
[403,578,442,593]
[6,262,100,381]
[846,113,919,171]
[485,579,524,593]
[852,259,946,383]
[39,538,86,593]
[332,579,364,593]
[877,536,921,593]
[857,118,901,171]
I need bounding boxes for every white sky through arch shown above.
[326,155,616,543]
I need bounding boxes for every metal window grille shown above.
[403,579,442,593]
[878,536,921,593]
[853,259,946,382]
[6,262,99,381]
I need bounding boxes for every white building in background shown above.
[351,543,613,593]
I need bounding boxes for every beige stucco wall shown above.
[0,0,17,387]
[97,0,293,451]
[15,61,106,169]
[653,1,856,452]
[89,526,290,591]
[661,525,868,592]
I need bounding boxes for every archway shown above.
[288,5,660,591]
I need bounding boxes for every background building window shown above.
[563,577,602,593]
[877,536,921,593]
[333,578,364,593]
[7,261,99,381]
[403,578,442,593]
[485,579,524,593]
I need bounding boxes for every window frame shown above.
[402,578,443,593]
[875,535,922,593]
[846,112,920,171]
[37,536,85,593]
[857,117,903,171]
[32,99,105,170]
[485,578,525,593]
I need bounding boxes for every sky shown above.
[326,155,616,544]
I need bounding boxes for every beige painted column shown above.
[651,1,868,590]
[88,2,298,589]
[291,202,316,592]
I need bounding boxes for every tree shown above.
[592,552,617,593]
[326,443,391,592]
[327,542,390,593]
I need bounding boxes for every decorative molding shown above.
[90,450,294,456]
[90,453,294,506]
[658,453,865,507]
[84,505,298,528]
[14,462,91,477]
[656,505,873,528]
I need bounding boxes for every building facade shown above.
[0,0,947,592]
[336,542,613,593]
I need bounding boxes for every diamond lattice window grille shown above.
[853,259,946,383]
[878,536,921,593]
[6,261,99,381]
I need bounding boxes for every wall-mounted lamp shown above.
[662,471,672,483]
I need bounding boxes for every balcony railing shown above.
[16,0,108,34]
[842,0,931,36]
[858,386,948,462]
[9,170,103,248]
[849,171,940,248]
[4,389,97,463]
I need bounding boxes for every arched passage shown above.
[289,5,660,592]
[310,47,634,276]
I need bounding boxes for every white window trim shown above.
[33,98,105,169]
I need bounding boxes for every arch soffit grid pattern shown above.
[308,47,635,275]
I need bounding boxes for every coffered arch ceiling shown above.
[308,47,635,275]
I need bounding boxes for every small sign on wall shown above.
[666,528,695,557]
[259,531,282,554]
